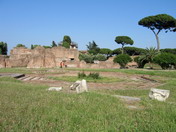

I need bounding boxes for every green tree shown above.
[112,48,122,55]
[0,42,8,55]
[138,14,176,51]
[123,47,146,56]
[51,41,57,47]
[134,56,149,68]
[136,47,158,69]
[86,41,100,55]
[62,35,71,48]
[16,44,26,48]
[32,45,41,49]
[144,47,158,69]
[160,48,176,54]
[99,48,112,59]
[31,44,34,49]
[115,36,134,54]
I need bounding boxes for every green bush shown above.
[88,72,100,79]
[153,53,176,69]
[94,54,107,61]
[16,44,26,48]
[79,53,94,63]
[113,54,132,69]
[43,46,51,48]
[79,53,107,63]
[78,72,86,78]
[62,42,70,48]
[78,72,100,79]
[134,56,148,68]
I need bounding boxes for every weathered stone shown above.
[0,73,25,78]
[149,88,170,101]
[70,80,81,90]
[9,47,32,67]
[27,55,45,68]
[44,49,56,68]
[48,87,62,91]
[0,55,6,68]
[27,46,45,68]
[70,79,88,93]
[78,79,88,93]
[113,95,141,102]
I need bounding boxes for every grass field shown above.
[0,68,176,131]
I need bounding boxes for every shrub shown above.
[79,53,94,63]
[113,54,132,69]
[78,72,100,79]
[16,44,26,48]
[78,71,86,78]
[43,46,51,48]
[88,72,100,79]
[134,56,148,68]
[94,54,107,61]
[79,53,107,63]
[62,42,70,48]
[153,53,176,69]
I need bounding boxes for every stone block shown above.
[70,79,88,93]
[48,87,62,91]
[149,88,170,101]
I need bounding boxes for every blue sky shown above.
[0,0,176,54]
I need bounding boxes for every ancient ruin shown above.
[0,46,138,69]
[0,46,79,68]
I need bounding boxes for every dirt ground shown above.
[24,70,163,92]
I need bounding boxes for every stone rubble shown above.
[48,87,63,91]
[70,79,88,93]
[149,88,170,101]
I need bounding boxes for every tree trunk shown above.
[155,34,160,52]
[121,44,124,54]
[152,30,160,52]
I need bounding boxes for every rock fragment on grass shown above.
[48,87,62,91]
[70,79,88,93]
[149,88,170,101]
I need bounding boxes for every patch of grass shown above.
[96,89,149,98]
[0,76,22,83]
[144,63,162,69]
[49,76,124,83]
[1,77,176,131]
[67,68,176,78]
[0,68,32,74]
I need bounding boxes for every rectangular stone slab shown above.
[0,73,25,78]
